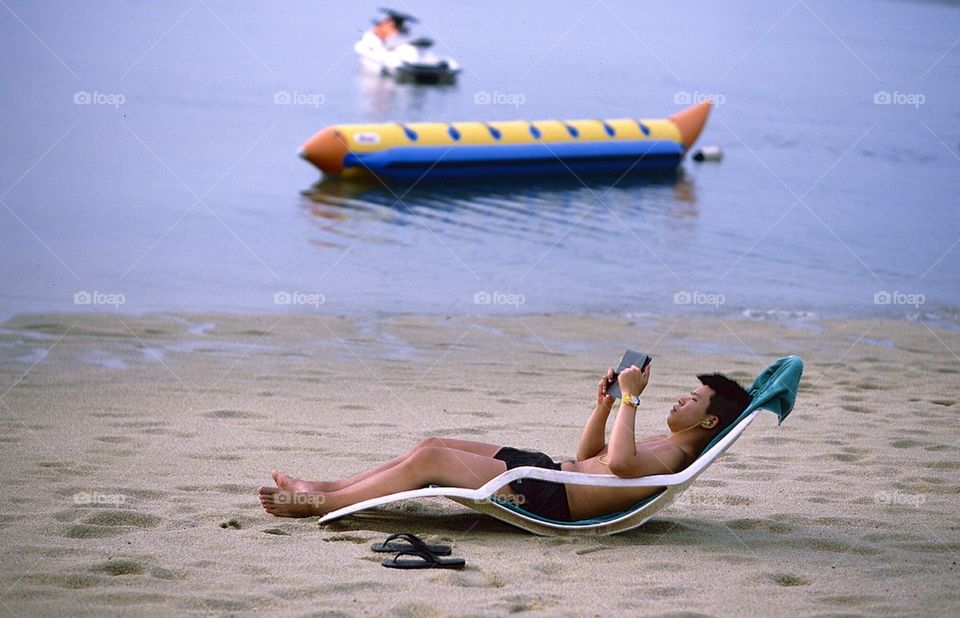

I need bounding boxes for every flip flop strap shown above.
[390,548,439,566]
[381,532,437,556]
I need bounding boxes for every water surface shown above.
[1,1,957,324]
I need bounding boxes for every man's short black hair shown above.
[697,373,752,434]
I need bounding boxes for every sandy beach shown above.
[0,311,957,615]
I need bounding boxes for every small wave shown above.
[910,309,960,333]
[740,309,821,321]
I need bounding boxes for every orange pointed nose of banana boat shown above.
[669,101,712,153]
[300,127,349,176]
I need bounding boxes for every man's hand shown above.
[596,367,616,408]
[617,362,651,396]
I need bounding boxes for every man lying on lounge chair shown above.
[258,364,752,522]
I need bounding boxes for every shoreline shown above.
[3,309,953,372]
[2,302,958,332]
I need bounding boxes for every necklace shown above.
[597,435,665,466]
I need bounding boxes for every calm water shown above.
[1,1,958,324]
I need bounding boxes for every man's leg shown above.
[274,437,503,492]
[259,446,511,517]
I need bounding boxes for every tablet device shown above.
[605,349,652,400]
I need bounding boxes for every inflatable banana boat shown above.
[300,101,711,182]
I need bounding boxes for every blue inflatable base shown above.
[343,140,684,181]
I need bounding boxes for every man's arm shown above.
[605,363,685,478]
[575,369,616,460]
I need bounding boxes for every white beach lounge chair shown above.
[318,356,803,536]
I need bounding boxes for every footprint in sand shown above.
[830,448,868,463]
[84,510,162,527]
[804,537,881,555]
[818,594,879,606]
[716,553,760,565]
[923,443,955,452]
[36,464,97,479]
[180,598,255,612]
[93,435,135,443]
[646,586,685,598]
[63,510,162,539]
[90,560,145,576]
[890,439,925,449]
[924,460,960,471]
[189,453,243,462]
[841,404,874,414]
[204,409,265,420]
[23,573,102,589]
[0,513,26,528]
[725,518,764,531]
[768,572,811,586]
[388,601,455,617]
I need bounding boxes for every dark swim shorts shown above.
[493,447,572,522]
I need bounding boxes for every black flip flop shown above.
[382,549,465,570]
[371,532,452,556]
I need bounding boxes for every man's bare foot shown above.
[272,470,335,493]
[258,485,327,517]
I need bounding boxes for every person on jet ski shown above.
[366,8,416,50]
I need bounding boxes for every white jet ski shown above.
[354,8,461,84]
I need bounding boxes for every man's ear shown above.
[702,415,720,429]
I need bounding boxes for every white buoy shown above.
[693,145,723,162]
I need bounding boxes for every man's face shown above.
[667,385,715,431]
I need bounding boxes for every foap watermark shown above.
[74,290,125,308]
[73,491,127,506]
[473,90,525,108]
[873,90,924,108]
[273,90,325,108]
[474,494,526,507]
[673,290,725,308]
[672,492,741,508]
[273,493,326,507]
[273,290,325,308]
[874,490,925,508]
[473,290,525,308]
[73,90,126,108]
[674,90,725,107]
[874,290,924,308]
